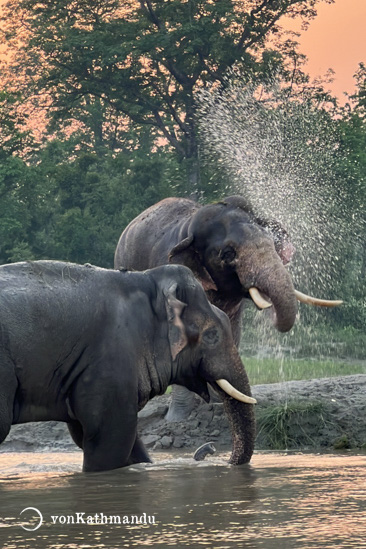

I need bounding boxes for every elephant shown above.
[114,195,342,420]
[0,260,256,471]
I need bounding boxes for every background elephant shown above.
[115,196,298,340]
[114,195,341,420]
[0,260,255,471]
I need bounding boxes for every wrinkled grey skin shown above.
[114,196,298,420]
[0,260,255,471]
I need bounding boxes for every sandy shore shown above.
[2,375,366,453]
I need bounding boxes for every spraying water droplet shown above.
[197,74,364,371]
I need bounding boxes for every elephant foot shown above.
[166,385,222,422]
[193,442,216,461]
[208,385,222,404]
[128,436,152,465]
[165,385,197,422]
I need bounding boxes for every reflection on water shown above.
[0,451,365,548]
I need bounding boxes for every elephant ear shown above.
[163,284,188,361]
[255,217,295,265]
[169,237,217,292]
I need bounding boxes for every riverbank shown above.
[2,375,366,453]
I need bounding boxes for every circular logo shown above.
[20,507,43,531]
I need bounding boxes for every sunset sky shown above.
[293,0,366,101]
[0,0,365,102]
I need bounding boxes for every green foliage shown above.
[0,91,38,262]
[0,90,32,155]
[349,63,366,119]
[0,136,177,266]
[328,66,366,326]
[333,435,350,450]
[257,401,329,450]
[243,356,366,386]
[241,303,366,362]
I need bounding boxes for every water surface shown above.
[0,451,365,548]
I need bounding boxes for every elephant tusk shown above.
[294,290,343,308]
[216,379,257,404]
[249,287,272,309]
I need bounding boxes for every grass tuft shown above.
[256,401,331,450]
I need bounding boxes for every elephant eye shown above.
[203,328,220,346]
[221,247,236,263]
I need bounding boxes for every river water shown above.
[0,451,365,548]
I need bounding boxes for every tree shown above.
[0,135,177,267]
[1,0,333,190]
[330,65,366,328]
[0,90,31,155]
[0,90,34,262]
[32,143,175,266]
[348,63,366,119]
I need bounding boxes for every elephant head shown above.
[169,196,341,333]
[151,265,256,464]
[168,197,297,332]
[220,195,296,266]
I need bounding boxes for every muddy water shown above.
[0,451,365,548]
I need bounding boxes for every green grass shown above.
[240,316,366,362]
[256,401,330,450]
[243,356,366,385]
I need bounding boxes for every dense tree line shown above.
[0,121,179,266]
[0,1,364,330]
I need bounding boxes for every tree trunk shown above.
[184,100,201,198]
[91,98,105,157]
[185,151,201,198]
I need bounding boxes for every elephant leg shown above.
[208,385,222,403]
[166,384,221,422]
[0,360,17,443]
[67,420,84,450]
[69,421,150,466]
[166,385,197,422]
[71,377,138,472]
[127,436,152,465]
[82,426,137,472]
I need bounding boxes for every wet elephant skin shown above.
[0,260,255,471]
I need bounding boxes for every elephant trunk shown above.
[255,263,298,332]
[207,347,256,464]
[237,246,298,333]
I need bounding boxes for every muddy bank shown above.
[2,375,366,453]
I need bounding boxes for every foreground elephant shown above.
[114,196,342,419]
[0,260,255,471]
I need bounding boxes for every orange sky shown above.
[0,0,365,102]
[292,0,366,101]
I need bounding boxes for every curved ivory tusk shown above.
[249,287,272,309]
[216,379,257,404]
[294,290,343,308]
